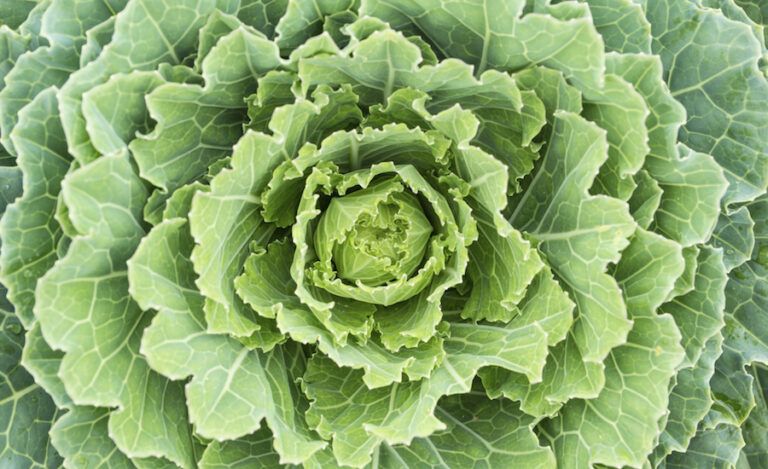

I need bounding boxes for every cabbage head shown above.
[1,1,767,468]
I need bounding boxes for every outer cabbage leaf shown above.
[35,153,196,467]
[643,0,768,207]
[510,111,635,397]
[57,0,218,163]
[378,393,555,468]
[361,0,605,91]
[0,89,70,328]
[131,218,326,464]
[540,229,685,468]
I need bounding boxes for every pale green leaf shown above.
[0,89,70,328]
[379,393,555,468]
[35,153,196,467]
[605,53,728,247]
[57,0,218,163]
[198,429,286,469]
[362,0,605,91]
[540,229,685,468]
[652,334,723,463]
[236,238,444,388]
[584,0,651,54]
[510,111,635,369]
[659,247,727,368]
[130,24,283,192]
[191,85,360,341]
[131,218,326,464]
[275,0,358,52]
[644,0,768,206]
[583,71,649,200]
[20,322,70,409]
[82,70,166,156]
[50,407,133,469]
[304,316,551,469]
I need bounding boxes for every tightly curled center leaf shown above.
[315,176,433,287]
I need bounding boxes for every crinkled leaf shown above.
[275,0,358,52]
[711,207,756,272]
[652,334,723,463]
[35,153,195,467]
[236,238,444,388]
[585,0,651,54]
[664,423,744,468]
[362,0,605,91]
[304,316,551,469]
[0,89,70,328]
[82,70,166,156]
[644,0,768,207]
[510,111,635,370]
[606,53,727,247]
[191,86,360,341]
[198,428,285,469]
[379,393,555,468]
[0,288,61,469]
[131,24,283,192]
[659,247,727,368]
[540,229,685,468]
[57,0,218,163]
[50,407,133,469]
[131,218,325,464]
[20,322,70,409]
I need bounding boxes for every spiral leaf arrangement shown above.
[0,0,766,467]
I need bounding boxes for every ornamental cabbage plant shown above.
[1,0,767,467]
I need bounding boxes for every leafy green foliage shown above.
[0,0,766,467]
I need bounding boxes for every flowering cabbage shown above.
[0,0,767,467]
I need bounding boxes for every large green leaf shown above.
[1,289,61,468]
[0,0,126,156]
[659,247,727,368]
[299,22,549,189]
[130,20,283,192]
[0,89,70,328]
[131,218,326,464]
[35,153,195,467]
[584,0,651,54]
[510,111,635,391]
[304,316,553,469]
[57,0,218,163]
[50,407,133,468]
[643,0,768,207]
[605,53,727,247]
[378,393,555,468]
[541,229,685,468]
[198,428,284,469]
[275,0,358,52]
[664,423,744,468]
[361,0,605,91]
[651,334,723,463]
[0,0,37,30]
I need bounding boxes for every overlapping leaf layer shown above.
[0,0,766,467]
